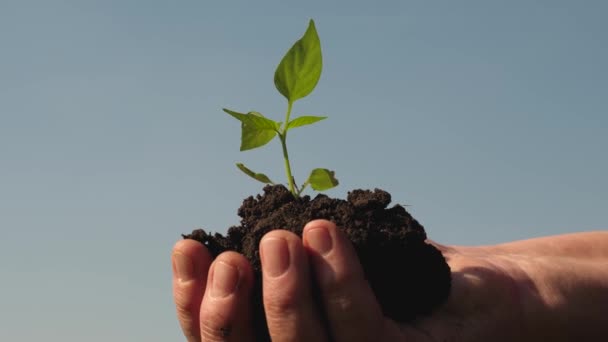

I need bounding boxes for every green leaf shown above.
[250,111,283,131]
[223,108,279,151]
[236,163,274,184]
[307,168,338,191]
[223,108,248,121]
[287,115,327,130]
[274,19,322,103]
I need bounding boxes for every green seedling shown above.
[223,19,338,197]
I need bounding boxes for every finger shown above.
[172,239,212,342]
[303,220,385,342]
[199,251,254,341]
[261,230,328,342]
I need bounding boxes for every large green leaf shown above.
[274,19,322,103]
[236,163,274,184]
[307,168,338,191]
[287,115,327,130]
[223,108,279,151]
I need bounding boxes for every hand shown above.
[171,220,529,341]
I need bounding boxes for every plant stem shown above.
[285,100,293,126]
[297,181,309,196]
[281,101,297,196]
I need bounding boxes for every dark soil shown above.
[184,185,451,341]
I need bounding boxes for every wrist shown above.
[489,245,608,340]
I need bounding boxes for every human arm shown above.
[485,231,608,340]
[171,222,608,341]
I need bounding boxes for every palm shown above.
[387,244,526,341]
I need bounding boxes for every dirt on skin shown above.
[184,185,451,341]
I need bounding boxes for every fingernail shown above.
[174,253,194,283]
[261,237,290,277]
[211,261,240,298]
[307,226,333,256]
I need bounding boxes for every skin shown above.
[171,220,608,341]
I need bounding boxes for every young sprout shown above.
[223,19,338,197]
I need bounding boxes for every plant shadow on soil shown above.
[184,185,451,341]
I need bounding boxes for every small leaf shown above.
[249,112,277,129]
[246,112,279,131]
[223,108,247,121]
[223,108,279,151]
[287,115,327,130]
[274,19,322,103]
[307,168,338,191]
[236,163,274,184]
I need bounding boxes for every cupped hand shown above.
[172,220,528,341]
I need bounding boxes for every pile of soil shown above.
[184,185,451,340]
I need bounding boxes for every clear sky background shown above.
[1,1,606,341]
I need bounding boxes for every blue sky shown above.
[1,1,606,340]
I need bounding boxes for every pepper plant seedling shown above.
[223,19,338,197]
